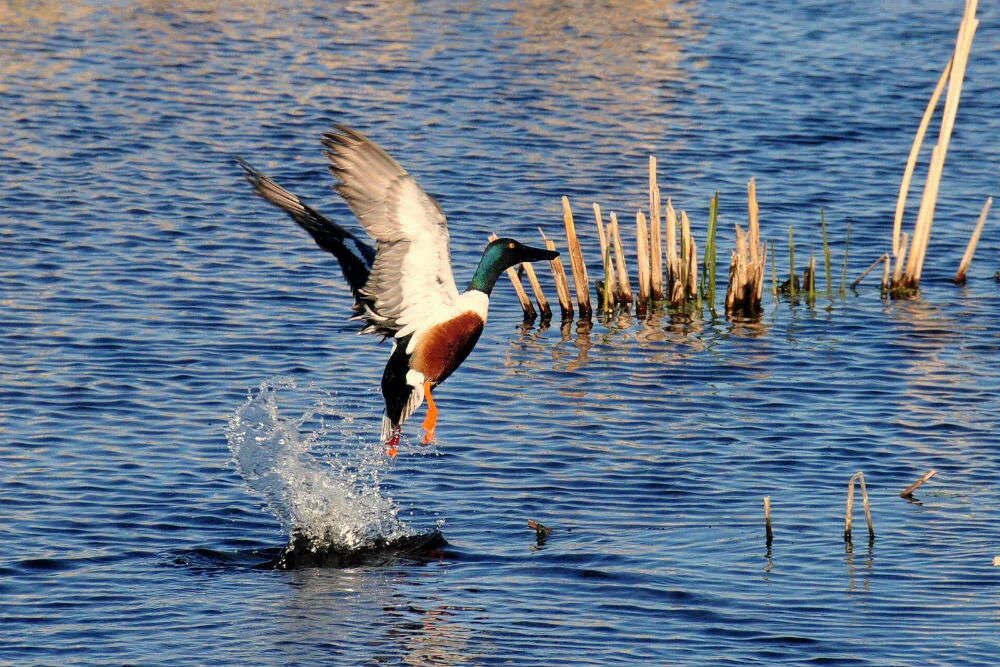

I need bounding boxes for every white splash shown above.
[226,378,413,550]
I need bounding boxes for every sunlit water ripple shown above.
[2,1,999,665]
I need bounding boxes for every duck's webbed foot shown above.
[421,383,438,445]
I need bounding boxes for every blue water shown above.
[3,1,999,664]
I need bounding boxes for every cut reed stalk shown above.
[649,157,664,301]
[787,226,797,298]
[900,470,937,499]
[490,232,535,320]
[805,255,817,304]
[539,229,574,320]
[636,211,651,314]
[609,212,634,306]
[763,496,773,546]
[665,198,679,298]
[561,196,592,319]
[593,203,614,313]
[844,471,875,543]
[881,254,891,291]
[522,261,551,321]
[955,196,992,284]
[680,210,698,302]
[897,1,980,290]
[821,209,832,298]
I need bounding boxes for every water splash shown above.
[225,378,414,550]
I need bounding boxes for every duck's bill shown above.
[520,245,559,262]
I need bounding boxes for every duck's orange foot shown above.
[421,382,438,446]
[385,429,400,458]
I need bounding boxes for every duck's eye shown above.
[508,242,516,249]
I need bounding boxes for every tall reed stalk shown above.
[954,196,992,284]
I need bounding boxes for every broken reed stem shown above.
[490,232,535,320]
[881,254,891,291]
[763,496,773,546]
[636,211,651,314]
[665,198,679,298]
[821,209,832,298]
[893,56,953,260]
[901,1,980,288]
[609,212,633,306]
[649,157,664,301]
[702,191,720,310]
[844,471,875,543]
[521,260,551,320]
[680,210,698,302]
[593,203,615,313]
[900,470,937,499]
[539,229,574,320]
[787,226,797,298]
[851,253,890,290]
[955,196,992,284]
[561,196,592,319]
[805,255,817,304]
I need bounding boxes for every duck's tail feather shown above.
[236,157,375,297]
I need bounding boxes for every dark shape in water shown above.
[258,531,448,570]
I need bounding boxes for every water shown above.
[2,1,999,664]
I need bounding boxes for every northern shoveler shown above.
[238,125,558,456]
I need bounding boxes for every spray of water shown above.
[225,378,414,550]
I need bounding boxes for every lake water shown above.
[3,1,999,664]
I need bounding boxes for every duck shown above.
[237,125,558,456]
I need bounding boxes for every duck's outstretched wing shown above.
[322,125,460,338]
[236,157,376,306]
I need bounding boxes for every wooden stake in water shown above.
[955,196,992,284]
[540,229,573,321]
[562,196,592,319]
[649,156,664,301]
[490,232,535,320]
[844,471,875,543]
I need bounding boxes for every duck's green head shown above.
[468,238,559,294]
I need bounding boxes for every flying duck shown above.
[238,125,558,456]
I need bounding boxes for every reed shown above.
[851,253,890,291]
[490,232,536,320]
[680,210,699,303]
[636,210,651,314]
[593,203,616,314]
[527,519,552,546]
[665,198,679,298]
[844,471,875,544]
[894,0,980,292]
[649,157,665,301]
[540,229,574,320]
[770,240,778,298]
[804,255,817,305]
[900,470,937,499]
[954,196,992,284]
[820,209,832,298]
[609,211,634,306]
[763,496,773,547]
[562,196,593,319]
[702,191,720,310]
[522,260,552,321]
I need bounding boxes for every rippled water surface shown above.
[3,1,1000,664]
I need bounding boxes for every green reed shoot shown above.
[701,191,720,311]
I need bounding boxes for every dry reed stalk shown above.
[649,157,664,301]
[900,1,980,289]
[539,230,574,320]
[561,196,592,319]
[702,192,720,309]
[844,471,875,543]
[665,198,679,296]
[725,183,766,317]
[636,210,651,313]
[747,179,760,266]
[763,496,773,546]
[593,203,615,313]
[609,212,633,305]
[891,232,909,286]
[900,470,937,499]
[955,196,992,284]
[806,255,817,302]
[851,253,890,290]
[881,254,891,291]
[680,210,698,301]
[490,232,535,319]
[892,56,953,260]
[521,261,551,320]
